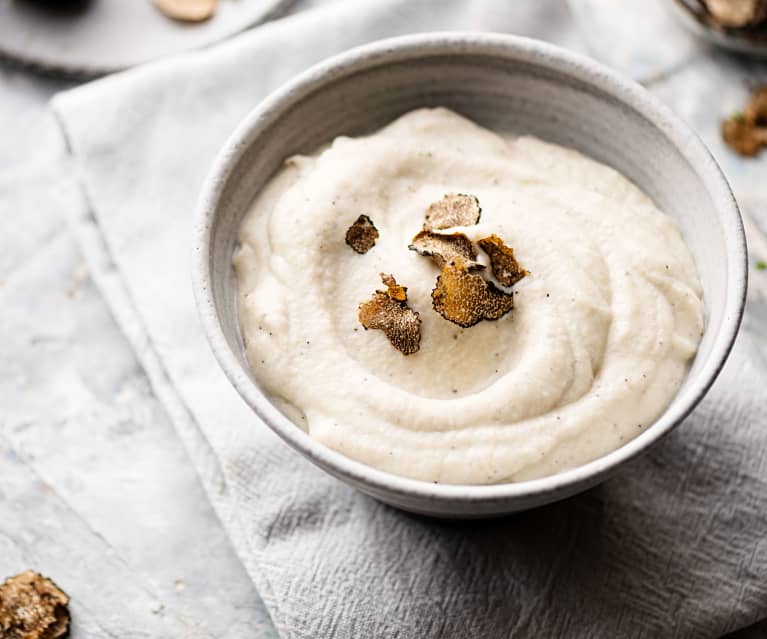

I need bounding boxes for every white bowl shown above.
[193,33,747,518]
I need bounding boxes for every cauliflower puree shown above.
[233,108,704,484]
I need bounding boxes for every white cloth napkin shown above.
[52,1,767,636]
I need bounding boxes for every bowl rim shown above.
[193,32,747,505]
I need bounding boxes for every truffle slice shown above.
[424,194,481,230]
[0,571,70,639]
[345,215,379,254]
[722,86,767,156]
[722,115,767,156]
[432,256,515,328]
[380,273,407,302]
[477,234,528,287]
[701,0,767,27]
[408,230,481,269]
[359,274,421,355]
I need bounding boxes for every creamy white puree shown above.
[233,108,704,484]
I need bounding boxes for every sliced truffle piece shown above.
[424,193,481,230]
[432,256,515,328]
[0,571,70,639]
[701,0,767,27]
[359,274,421,355]
[408,230,481,269]
[345,215,379,254]
[477,234,529,287]
[722,115,767,156]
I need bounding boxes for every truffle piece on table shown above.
[0,571,70,639]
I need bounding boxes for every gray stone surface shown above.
[0,65,277,638]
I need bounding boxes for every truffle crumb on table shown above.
[0,571,71,639]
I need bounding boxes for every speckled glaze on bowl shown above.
[193,33,746,518]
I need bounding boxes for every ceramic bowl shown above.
[193,33,746,518]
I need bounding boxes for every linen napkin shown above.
[52,1,767,636]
